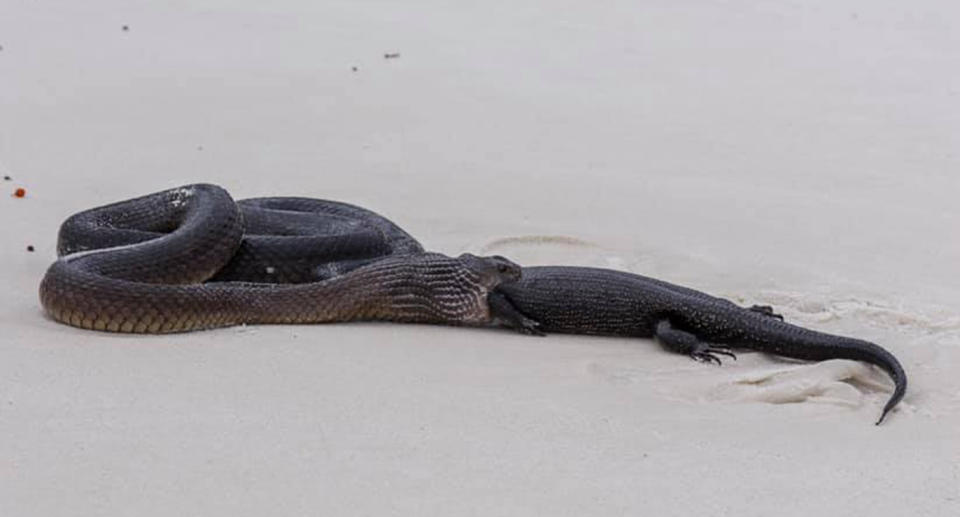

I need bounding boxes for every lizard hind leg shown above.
[654,319,736,365]
[748,304,784,321]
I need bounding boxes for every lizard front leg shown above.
[488,290,545,336]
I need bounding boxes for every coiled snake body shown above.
[39,184,524,333]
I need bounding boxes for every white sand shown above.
[2,1,959,515]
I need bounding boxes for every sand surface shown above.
[2,1,959,515]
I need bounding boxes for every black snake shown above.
[39,184,528,333]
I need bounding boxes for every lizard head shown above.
[458,253,522,289]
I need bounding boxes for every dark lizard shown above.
[489,266,907,425]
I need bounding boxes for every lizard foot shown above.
[655,319,736,365]
[690,345,737,366]
[748,304,784,321]
[488,290,547,337]
[515,316,546,336]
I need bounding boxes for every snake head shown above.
[458,253,522,289]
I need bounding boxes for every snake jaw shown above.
[457,253,523,291]
[490,255,522,282]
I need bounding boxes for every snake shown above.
[39,184,531,333]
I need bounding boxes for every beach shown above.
[2,1,959,515]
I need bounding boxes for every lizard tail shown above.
[741,321,907,425]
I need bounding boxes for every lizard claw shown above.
[748,304,784,321]
[691,351,722,365]
[690,346,737,366]
[518,318,546,336]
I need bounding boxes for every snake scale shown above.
[39,184,529,333]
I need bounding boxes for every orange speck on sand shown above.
[14,187,25,197]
